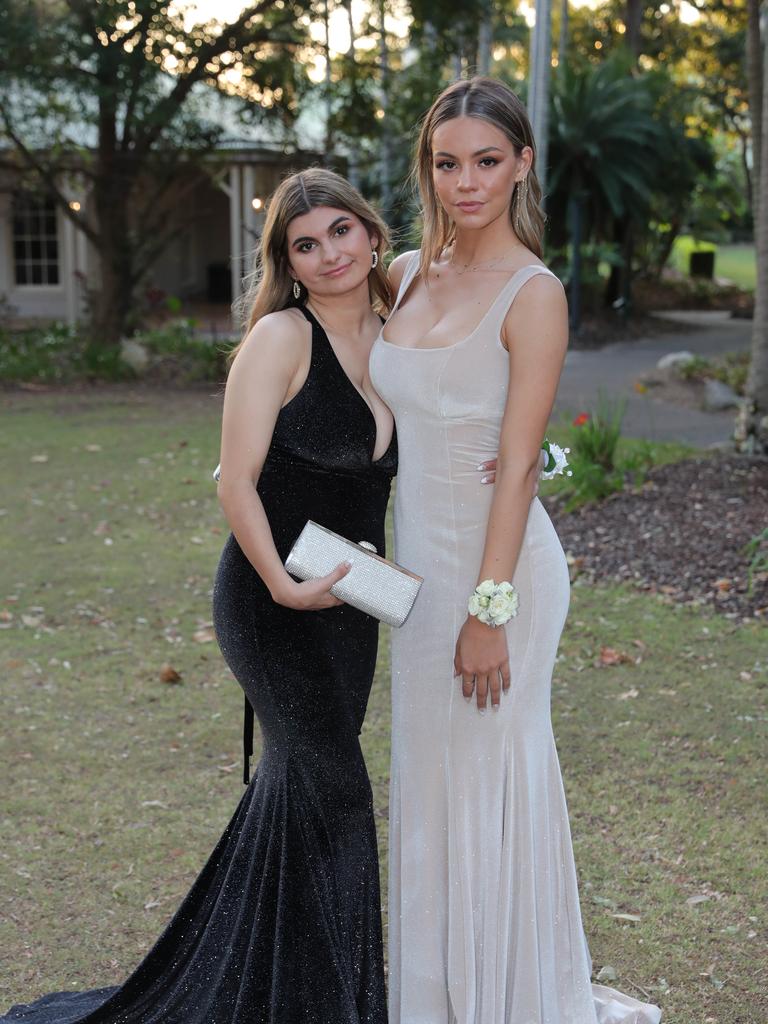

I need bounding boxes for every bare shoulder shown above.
[504,269,568,351]
[517,267,566,303]
[232,308,309,373]
[509,269,567,321]
[388,249,419,293]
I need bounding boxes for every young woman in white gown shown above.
[369,78,662,1024]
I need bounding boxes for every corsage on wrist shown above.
[540,438,572,481]
[468,579,519,627]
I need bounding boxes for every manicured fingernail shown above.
[464,694,472,703]
[478,707,486,715]
[476,463,487,471]
[492,704,500,712]
[481,475,491,484]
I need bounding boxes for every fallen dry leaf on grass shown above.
[193,626,216,644]
[599,646,634,666]
[159,664,182,684]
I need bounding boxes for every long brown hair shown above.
[230,168,392,363]
[414,77,545,279]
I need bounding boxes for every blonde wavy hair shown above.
[230,168,392,364]
[414,77,545,279]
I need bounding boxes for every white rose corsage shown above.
[540,438,572,481]
[468,579,519,627]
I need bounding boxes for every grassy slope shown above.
[670,237,757,292]
[0,390,765,1022]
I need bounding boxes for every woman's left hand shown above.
[453,616,511,711]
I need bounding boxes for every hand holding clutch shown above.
[285,521,423,627]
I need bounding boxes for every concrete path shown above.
[554,312,753,448]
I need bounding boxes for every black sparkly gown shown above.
[2,307,397,1024]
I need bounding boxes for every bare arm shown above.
[454,274,569,709]
[217,311,349,610]
[478,274,568,580]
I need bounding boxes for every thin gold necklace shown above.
[449,244,523,275]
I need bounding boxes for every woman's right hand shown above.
[273,561,351,610]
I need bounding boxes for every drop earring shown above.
[515,177,528,232]
[292,280,301,300]
[371,250,379,269]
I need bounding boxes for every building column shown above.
[243,164,258,256]
[63,213,77,326]
[229,164,242,308]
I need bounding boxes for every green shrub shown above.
[551,398,679,510]
[744,528,768,595]
[571,393,625,471]
[676,351,749,395]
[0,323,134,383]
[0,320,231,384]
[139,322,230,382]
[677,355,712,382]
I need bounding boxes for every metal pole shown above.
[527,0,551,200]
[229,165,242,311]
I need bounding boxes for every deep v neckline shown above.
[300,306,394,465]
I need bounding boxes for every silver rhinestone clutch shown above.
[285,521,423,628]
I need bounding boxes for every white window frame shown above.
[12,192,62,289]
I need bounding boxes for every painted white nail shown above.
[481,475,491,484]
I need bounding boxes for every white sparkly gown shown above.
[369,254,661,1024]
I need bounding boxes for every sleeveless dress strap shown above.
[482,264,559,337]
[391,252,421,313]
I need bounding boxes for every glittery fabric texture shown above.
[2,306,395,1024]
[370,255,661,1024]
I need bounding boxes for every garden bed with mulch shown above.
[546,454,768,619]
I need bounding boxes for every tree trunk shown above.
[569,192,583,334]
[747,0,763,222]
[625,0,642,61]
[89,84,136,346]
[324,0,334,157]
[737,19,768,453]
[478,2,493,76]
[558,0,568,73]
[378,0,392,220]
[342,0,360,188]
[90,162,136,345]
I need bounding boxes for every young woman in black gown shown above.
[1,169,396,1024]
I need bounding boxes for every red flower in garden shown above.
[572,412,590,427]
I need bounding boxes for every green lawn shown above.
[1,389,765,1022]
[671,235,757,291]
